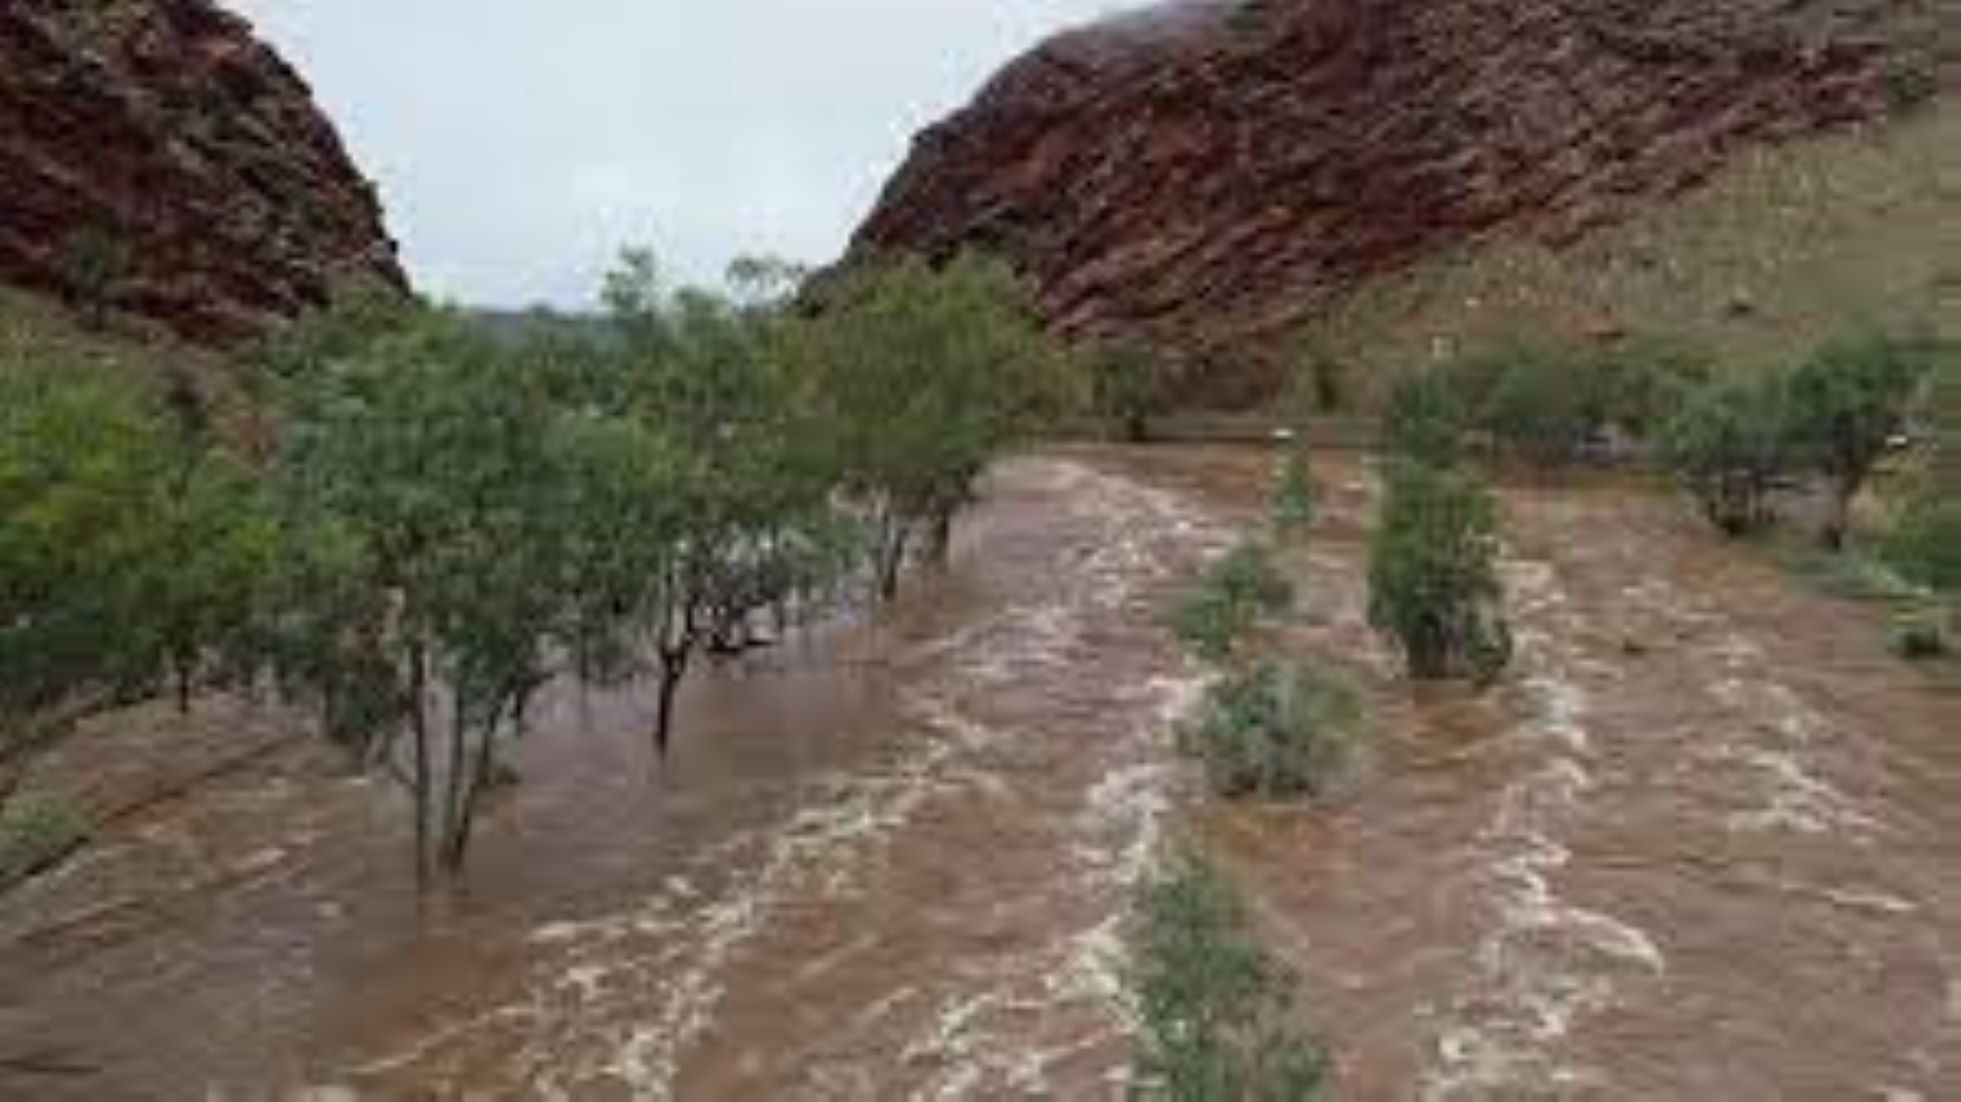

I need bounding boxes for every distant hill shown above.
[855,0,1948,407]
[0,1,405,345]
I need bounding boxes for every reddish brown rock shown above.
[854,0,1937,406]
[0,0,405,343]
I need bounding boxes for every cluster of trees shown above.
[1655,329,1948,547]
[1,249,1066,880]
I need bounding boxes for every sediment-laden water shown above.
[1,447,1955,1099]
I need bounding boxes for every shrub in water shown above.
[1167,540,1295,664]
[1126,855,1329,1100]
[1271,444,1319,536]
[0,794,90,892]
[1186,662,1358,800]
[1367,461,1513,684]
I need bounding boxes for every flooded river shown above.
[1,447,1957,1098]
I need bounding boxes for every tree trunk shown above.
[408,645,431,888]
[1820,479,1854,551]
[877,521,910,603]
[174,658,193,716]
[652,649,688,756]
[922,509,954,570]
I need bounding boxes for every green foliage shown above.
[1090,339,1159,442]
[1884,495,1961,593]
[1888,607,1950,660]
[1884,55,1938,115]
[792,251,1064,598]
[1658,377,1794,537]
[1167,540,1294,664]
[1126,855,1329,1100]
[1185,662,1358,800]
[0,794,90,893]
[1783,328,1939,548]
[1590,337,1712,440]
[1367,462,1512,684]
[0,357,268,722]
[59,227,127,329]
[1271,444,1318,536]
[1380,369,1469,466]
[1466,344,1599,463]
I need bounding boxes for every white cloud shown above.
[224,0,1131,308]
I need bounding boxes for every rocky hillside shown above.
[854,0,1943,406]
[0,0,404,343]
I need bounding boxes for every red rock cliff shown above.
[854,0,1939,405]
[0,0,405,342]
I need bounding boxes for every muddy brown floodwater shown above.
[1,446,1957,1099]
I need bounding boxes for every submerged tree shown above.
[1782,329,1940,550]
[1658,378,1794,538]
[267,303,577,877]
[793,251,1063,599]
[1367,461,1511,685]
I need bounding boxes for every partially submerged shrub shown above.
[1367,461,1512,684]
[1658,378,1794,537]
[1126,855,1329,1100]
[1271,443,1319,536]
[1186,662,1359,799]
[1167,540,1295,663]
[0,794,90,892]
[1380,369,1469,466]
[1889,607,1950,660]
[1885,495,1961,594]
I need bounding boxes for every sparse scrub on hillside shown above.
[1184,661,1358,800]
[1167,540,1295,664]
[1125,854,1329,1100]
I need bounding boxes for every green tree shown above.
[1367,461,1511,684]
[1090,338,1159,442]
[1126,855,1329,1100]
[794,252,1062,599]
[1657,378,1794,537]
[587,255,859,754]
[1783,329,1940,549]
[268,302,575,877]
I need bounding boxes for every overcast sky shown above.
[225,1,1129,309]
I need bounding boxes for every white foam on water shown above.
[1426,554,1663,1100]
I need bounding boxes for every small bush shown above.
[1889,608,1950,660]
[1367,461,1513,684]
[1474,344,1600,463]
[1168,541,1295,664]
[0,795,90,892]
[1885,494,1961,594]
[1186,662,1359,799]
[1126,856,1329,1100]
[1271,444,1319,536]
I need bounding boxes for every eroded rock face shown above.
[0,0,405,342]
[855,0,1935,405]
